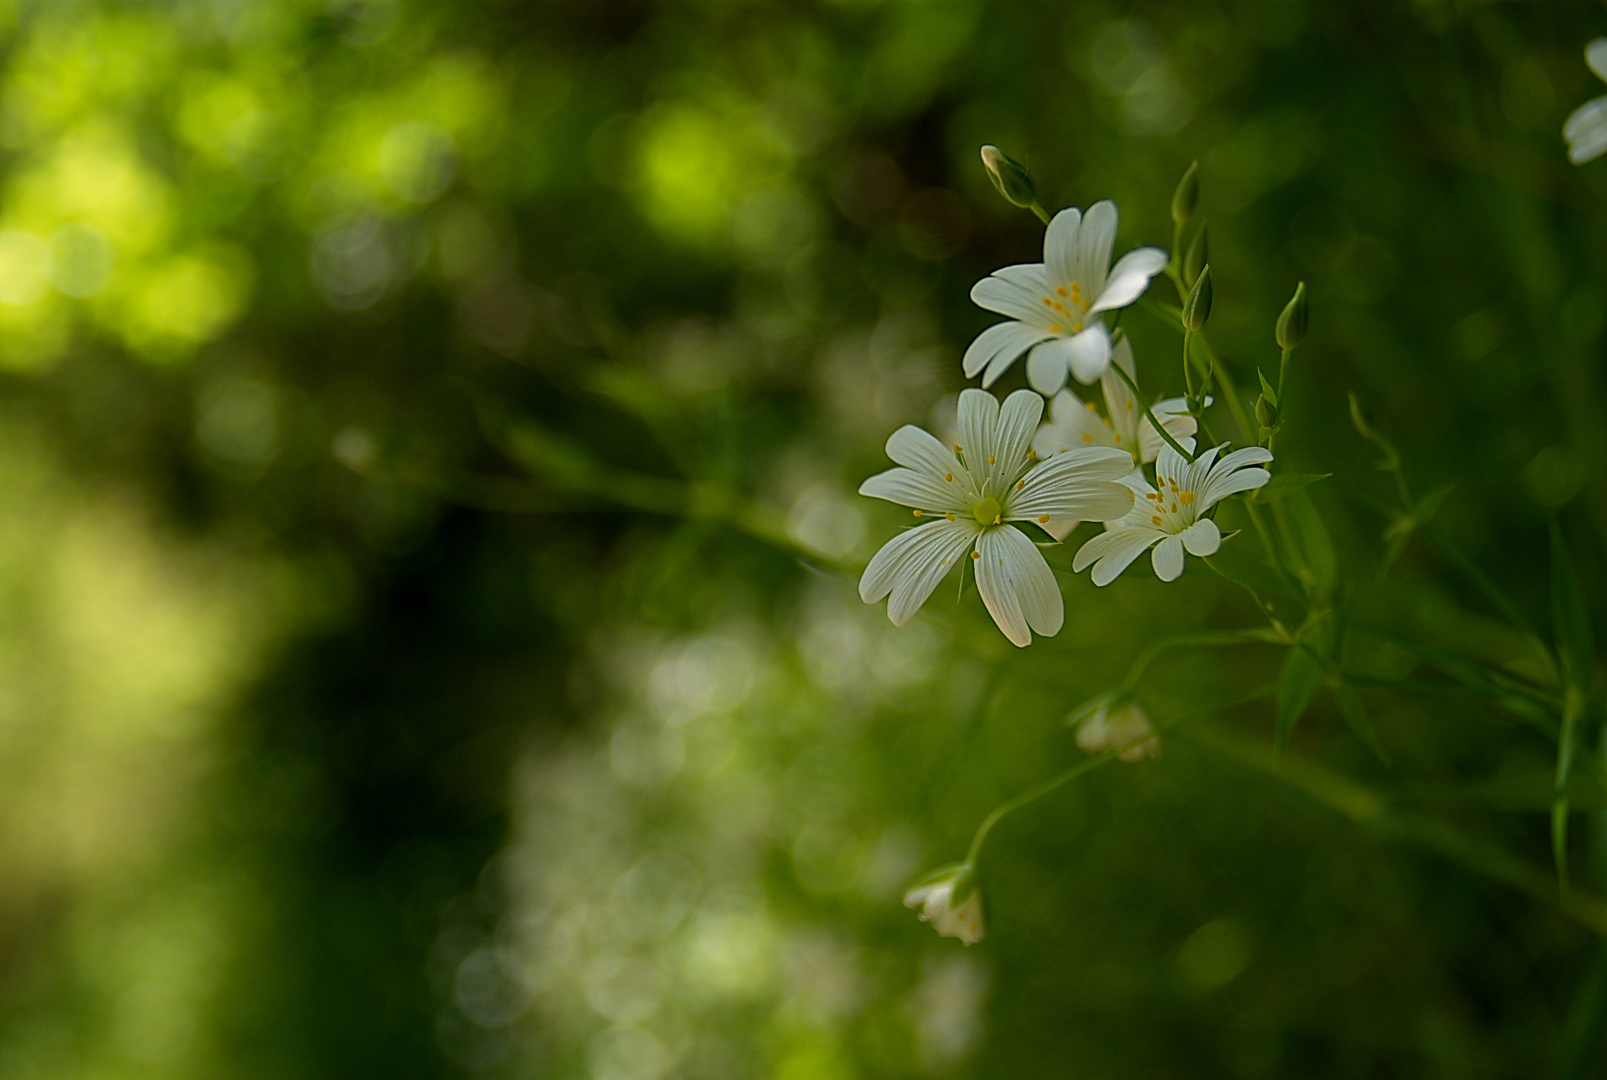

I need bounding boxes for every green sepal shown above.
[1257,368,1278,406]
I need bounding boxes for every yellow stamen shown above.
[971,551,980,560]
[1081,433,1094,443]
[1112,432,1122,444]
[1038,514,1050,523]
[946,512,956,521]
[988,455,996,465]
[993,514,1001,525]
[914,510,922,516]
[1071,321,1083,333]
[1048,324,1064,333]
[1171,502,1179,513]
[1056,286,1068,297]
[1085,401,1097,412]
[1180,491,1195,504]
[1016,479,1025,489]
[1151,515,1163,526]
[944,472,953,482]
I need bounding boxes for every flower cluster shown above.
[863,161,1281,947]
[859,188,1271,646]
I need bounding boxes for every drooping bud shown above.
[1171,160,1199,226]
[980,145,1038,210]
[1255,395,1279,430]
[1184,221,1208,287]
[904,864,985,945]
[1276,281,1308,350]
[1181,264,1212,331]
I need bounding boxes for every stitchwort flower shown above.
[859,388,1135,646]
[1072,443,1273,585]
[904,865,984,945]
[1075,700,1161,762]
[1565,39,1607,165]
[963,200,1167,394]
[1031,337,1198,539]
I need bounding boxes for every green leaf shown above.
[1257,368,1278,406]
[1412,482,1454,526]
[1550,523,1594,890]
[1560,944,1607,1080]
[1332,681,1390,766]
[1287,491,1336,594]
[1551,523,1595,700]
[1254,472,1329,504]
[1276,647,1325,751]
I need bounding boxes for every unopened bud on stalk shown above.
[1255,395,1279,430]
[1276,281,1308,350]
[1184,222,1208,288]
[1182,264,1212,331]
[1171,160,1199,225]
[980,145,1038,210]
[904,863,985,945]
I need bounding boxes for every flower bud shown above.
[1183,222,1208,288]
[979,145,1038,210]
[1181,264,1212,331]
[1075,700,1160,762]
[904,864,985,945]
[1171,160,1199,226]
[1276,281,1308,350]
[1255,394,1279,430]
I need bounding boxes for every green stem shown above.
[1109,360,1196,463]
[964,685,1280,866]
[1122,630,1265,688]
[1030,202,1051,225]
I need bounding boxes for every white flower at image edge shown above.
[1565,38,1607,165]
[963,199,1167,394]
[858,388,1135,647]
[1073,443,1273,585]
[1031,335,1199,539]
[904,873,984,946]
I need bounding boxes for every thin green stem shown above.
[964,685,1280,866]
[1122,630,1266,688]
[1030,202,1051,225]
[1109,360,1196,463]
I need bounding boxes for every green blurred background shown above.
[0,0,1605,1076]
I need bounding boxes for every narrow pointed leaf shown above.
[1276,646,1325,751]
[1288,492,1336,594]
[1550,523,1594,890]
[1332,681,1390,766]
[1257,368,1278,406]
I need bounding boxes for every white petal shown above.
[859,467,964,512]
[1044,206,1082,289]
[1088,246,1168,314]
[1025,338,1071,396]
[1074,200,1118,298]
[1034,389,1112,456]
[1042,517,1080,541]
[885,425,956,477]
[1200,446,1274,507]
[1181,517,1221,557]
[963,321,1050,381]
[1099,336,1139,443]
[1152,535,1185,581]
[1589,38,1607,82]
[994,390,1044,475]
[859,518,979,624]
[1566,98,1607,164]
[1008,446,1136,523]
[1066,323,1112,384]
[971,265,1054,324]
[975,525,1061,646]
[1072,525,1165,586]
[956,388,998,475]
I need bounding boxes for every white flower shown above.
[1565,39,1607,165]
[859,388,1135,646]
[1075,700,1161,762]
[1031,336,1198,539]
[904,869,985,945]
[963,200,1167,394]
[1072,443,1273,585]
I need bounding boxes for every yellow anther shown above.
[946,512,956,521]
[1026,449,1038,459]
[1016,479,1025,489]
[988,455,996,465]
[1151,515,1163,526]
[1038,514,1050,523]
[1145,492,1158,500]
[1071,321,1083,333]
[1042,297,1055,306]
[1085,401,1097,412]
[914,509,923,516]
[1112,432,1122,444]
[944,472,953,482]
[954,444,963,453]
[1081,433,1094,444]
[1171,502,1178,513]
[1056,286,1068,298]
[971,551,980,560]
[1048,324,1064,333]
[1180,491,1195,504]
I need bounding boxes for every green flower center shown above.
[972,496,1002,527]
